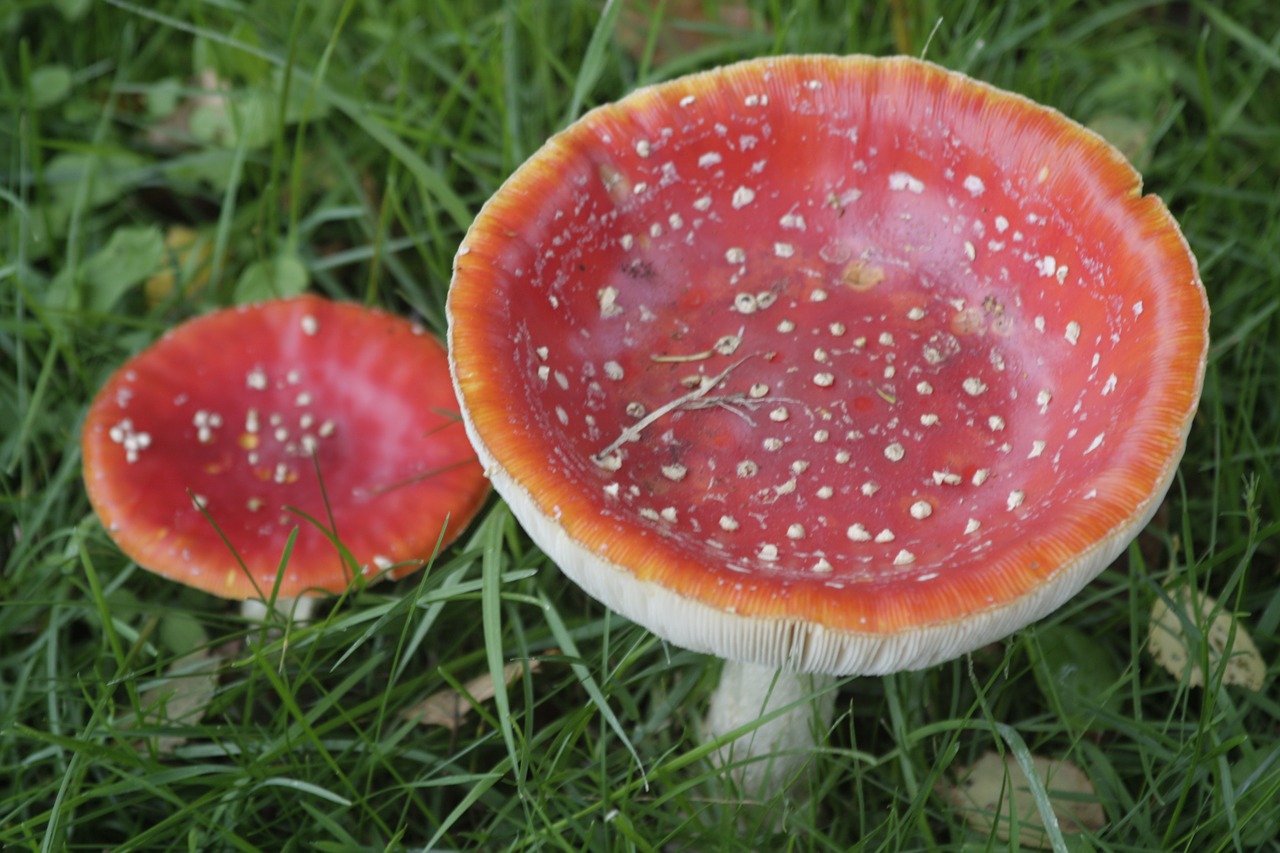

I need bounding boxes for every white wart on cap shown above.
[447,55,1208,676]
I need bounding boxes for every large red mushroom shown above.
[447,55,1208,793]
[83,295,488,617]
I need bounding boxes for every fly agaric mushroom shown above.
[83,295,488,618]
[447,55,1208,793]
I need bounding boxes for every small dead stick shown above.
[593,356,754,463]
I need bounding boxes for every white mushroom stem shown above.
[703,661,837,800]
[240,596,316,625]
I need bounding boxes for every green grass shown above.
[3,0,1279,849]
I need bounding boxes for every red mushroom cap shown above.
[447,56,1208,675]
[83,295,488,600]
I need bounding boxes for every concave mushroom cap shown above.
[83,295,488,600]
[448,55,1208,676]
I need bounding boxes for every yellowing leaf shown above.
[939,751,1105,849]
[1148,587,1266,691]
[403,660,540,731]
[144,225,218,307]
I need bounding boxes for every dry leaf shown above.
[1148,587,1266,690]
[122,647,222,753]
[145,69,230,151]
[404,660,541,731]
[615,1,762,67]
[939,751,1105,849]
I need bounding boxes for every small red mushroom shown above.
[83,295,488,614]
[447,55,1208,793]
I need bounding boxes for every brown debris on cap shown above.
[447,55,1208,676]
[83,295,488,600]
